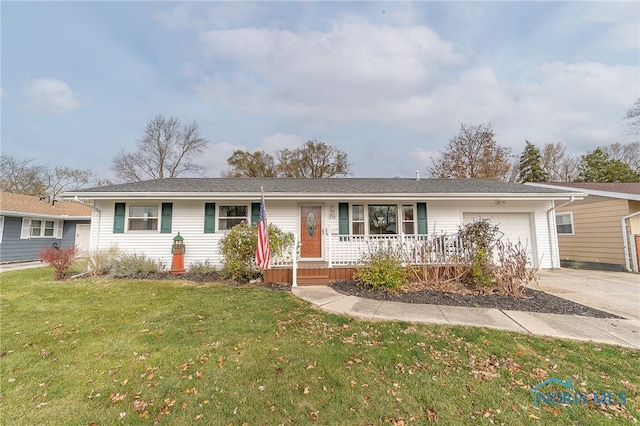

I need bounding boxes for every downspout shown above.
[74,197,101,252]
[546,197,575,269]
[621,211,640,272]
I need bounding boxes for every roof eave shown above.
[0,210,92,220]
[63,191,585,201]
[526,183,640,201]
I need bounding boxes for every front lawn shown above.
[1,268,638,425]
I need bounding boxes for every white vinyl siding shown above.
[91,199,556,269]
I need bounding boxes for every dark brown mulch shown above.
[121,272,622,319]
[330,280,624,319]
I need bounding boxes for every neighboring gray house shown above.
[63,177,584,284]
[0,192,92,262]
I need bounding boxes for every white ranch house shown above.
[63,177,585,284]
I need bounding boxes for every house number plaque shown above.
[306,212,316,237]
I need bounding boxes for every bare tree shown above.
[112,115,208,182]
[44,167,92,199]
[602,141,640,173]
[276,139,351,178]
[0,154,93,199]
[0,154,47,195]
[428,123,512,181]
[222,150,279,177]
[540,142,579,182]
[624,97,640,137]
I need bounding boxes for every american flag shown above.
[255,192,270,270]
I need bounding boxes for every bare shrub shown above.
[493,240,537,296]
[87,247,120,276]
[407,236,469,288]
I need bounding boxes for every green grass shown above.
[1,268,638,425]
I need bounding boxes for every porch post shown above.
[292,233,298,287]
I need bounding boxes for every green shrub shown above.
[470,248,493,287]
[219,222,294,281]
[458,220,500,288]
[354,243,407,291]
[110,252,165,278]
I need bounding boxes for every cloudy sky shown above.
[2,1,638,181]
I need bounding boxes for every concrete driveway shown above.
[536,269,640,321]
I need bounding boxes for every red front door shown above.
[300,206,322,258]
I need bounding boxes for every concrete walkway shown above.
[0,261,44,273]
[292,285,640,349]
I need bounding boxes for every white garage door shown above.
[463,213,536,267]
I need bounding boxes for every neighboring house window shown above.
[402,205,415,234]
[556,212,574,235]
[128,205,159,231]
[219,205,248,231]
[20,218,63,239]
[0,216,4,242]
[368,205,398,234]
[352,205,365,235]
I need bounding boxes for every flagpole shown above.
[255,186,270,272]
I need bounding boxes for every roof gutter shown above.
[0,210,90,220]
[546,196,576,269]
[63,193,584,202]
[621,211,640,272]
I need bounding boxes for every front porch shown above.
[266,233,465,286]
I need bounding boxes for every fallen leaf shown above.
[426,408,438,422]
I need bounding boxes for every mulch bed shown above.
[122,272,622,319]
[330,280,623,319]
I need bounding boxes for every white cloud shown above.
[199,141,243,177]
[195,15,465,126]
[576,2,639,51]
[192,13,637,162]
[22,78,82,115]
[261,133,303,152]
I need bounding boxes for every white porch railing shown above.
[327,233,465,267]
[270,232,466,268]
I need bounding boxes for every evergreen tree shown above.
[577,148,640,182]
[518,141,548,183]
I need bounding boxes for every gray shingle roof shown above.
[65,178,581,196]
